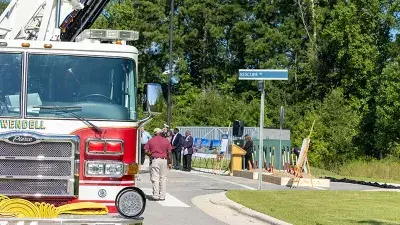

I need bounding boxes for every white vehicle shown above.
[0,0,163,224]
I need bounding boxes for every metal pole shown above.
[258,81,265,190]
[279,125,282,169]
[279,106,283,170]
[167,0,174,126]
[55,0,61,27]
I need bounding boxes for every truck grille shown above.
[0,179,69,195]
[0,142,72,157]
[0,132,78,197]
[0,160,71,176]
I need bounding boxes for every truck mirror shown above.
[143,83,164,115]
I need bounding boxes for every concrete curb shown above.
[209,192,292,225]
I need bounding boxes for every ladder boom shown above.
[60,0,111,42]
[0,0,110,41]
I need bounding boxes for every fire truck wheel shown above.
[115,186,146,218]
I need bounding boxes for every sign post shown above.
[239,69,288,190]
[279,106,284,170]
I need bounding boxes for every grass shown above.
[311,158,400,184]
[311,167,400,184]
[191,157,230,170]
[191,155,400,184]
[226,190,400,225]
[340,158,400,182]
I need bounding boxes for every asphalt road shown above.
[135,167,384,225]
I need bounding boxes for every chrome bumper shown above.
[0,214,143,225]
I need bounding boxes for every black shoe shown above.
[159,198,165,201]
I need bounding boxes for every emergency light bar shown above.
[75,29,139,42]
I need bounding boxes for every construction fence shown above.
[177,126,293,173]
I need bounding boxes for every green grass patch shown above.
[339,158,400,182]
[311,158,400,183]
[191,158,230,170]
[310,167,400,184]
[226,190,400,225]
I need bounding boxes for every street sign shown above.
[238,68,289,191]
[239,69,288,80]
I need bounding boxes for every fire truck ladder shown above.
[59,0,111,42]
[0,0,111,41]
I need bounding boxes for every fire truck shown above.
[0,0,163,224]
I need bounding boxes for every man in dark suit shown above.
[182,130,193,172]
[171,128,183,170]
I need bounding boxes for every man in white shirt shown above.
[140,127,152,165]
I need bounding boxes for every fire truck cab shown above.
[0,0,163,224]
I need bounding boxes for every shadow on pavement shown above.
[201,188,228,191]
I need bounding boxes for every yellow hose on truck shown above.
[0,195,108,218]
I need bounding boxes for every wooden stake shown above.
[291,152,295,166]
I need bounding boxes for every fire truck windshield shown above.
[24,53,136,121]
[0,53,22,117]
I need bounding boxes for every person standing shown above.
[182,130,193,172]
[144,128,173,201]
[165,130,172,143]
[171,128,183,170]
[140,127,151,165]
[243,134,254,170]
[162,124,169,137]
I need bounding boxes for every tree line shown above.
[2,0,400,169]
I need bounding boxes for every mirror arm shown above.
[138,113,152,127]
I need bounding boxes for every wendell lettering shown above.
[0,120,45,130]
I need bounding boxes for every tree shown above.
[376,58,400,157]
[91,0,400,166]
[0,0,8,14]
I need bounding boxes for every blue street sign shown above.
[238,69,288,80]
[238,68,288,190]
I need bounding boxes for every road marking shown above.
[141,188,190,207]
[192,173,257,190]
[312,186,327,190]
[173,170,330,191]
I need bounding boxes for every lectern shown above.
[230,144,247,171]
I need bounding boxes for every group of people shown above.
[141,125,256,200]
[140,125,194,201]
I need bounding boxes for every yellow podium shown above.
[230,144,246,172]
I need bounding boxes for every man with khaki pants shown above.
[144,128,173,201]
